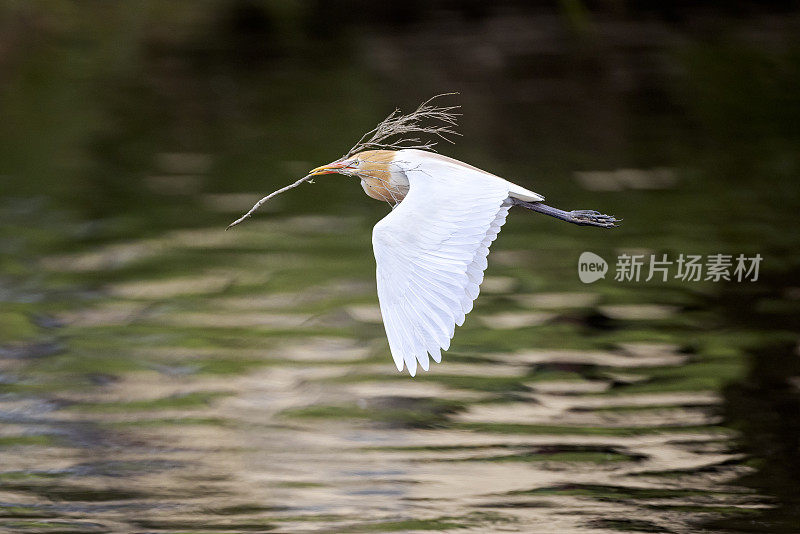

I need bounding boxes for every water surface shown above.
[2,4,799,533]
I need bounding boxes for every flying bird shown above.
[228,96,619,376]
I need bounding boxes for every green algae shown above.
[511,484,721,500]
[455,422,729,437]
[102,416,229,427]
[344,518,466,532]
[281,398,465,428]
[0,311,38,343]
[465,450,641,464]
[67,391,231,412]
[0,436,56,447]
[587,518,672,533]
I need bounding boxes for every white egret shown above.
[228,96,619,376]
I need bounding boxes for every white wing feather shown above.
[372,150,518,376]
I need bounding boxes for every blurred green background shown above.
[1,2,800,533]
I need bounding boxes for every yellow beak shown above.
[309,160,348,176]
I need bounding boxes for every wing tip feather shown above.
[374,167,515,377]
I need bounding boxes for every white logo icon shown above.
[578,251,608,283]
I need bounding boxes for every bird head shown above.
[308,150,396,178]
[309,156,361,177]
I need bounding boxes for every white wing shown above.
[372,151,518,376]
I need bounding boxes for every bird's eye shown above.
[348,160,360,168]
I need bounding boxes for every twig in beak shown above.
[226,174,315,230]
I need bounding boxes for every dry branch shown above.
[225,174,314,230]
[343,93,461,157]
[227,93,460,229]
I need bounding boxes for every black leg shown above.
[511,199,620,228]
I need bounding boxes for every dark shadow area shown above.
[705,267,800,532]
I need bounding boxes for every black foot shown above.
[569,210,621,228]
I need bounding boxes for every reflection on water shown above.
[2,3,800,533]
[706,269,800,533]
[3,205,790,533]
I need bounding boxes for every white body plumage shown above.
[360,149,543,376]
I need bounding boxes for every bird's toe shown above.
[570,210,621,228]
